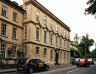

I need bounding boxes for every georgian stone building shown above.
[0,0,71,65]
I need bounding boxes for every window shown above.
[60,27,62,34]
[56,24,57,31]
[60,38,62,47]
[56,36,58,46]
[51,34,53,45]
[44,16,47,25]
[36,47,39,54]
[13,12,17,22]
[36,47,40,59]
[25,8,27,19]
[60,52,62,61]
[1,23,7,36]
[64,40,66,48]
[67,53,69,62]
[67,42,69,50]
[44,31,47,43]
[36,27,39,40]
[50,20,53,29]
[1,44,6,58]
[12,46,16,58]
[12,28,17,39]
[2,6,7,17]
[64,30,65,36]
[44,48,47,55]
[25,25,27,38]
[64,52,66,61]
[36,11,39,22]
[50,50,53,61]
[24,46,27,58]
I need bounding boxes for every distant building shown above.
[0,0,71,65]
[70,41,78,50]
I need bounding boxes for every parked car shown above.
[87,58,94,65]
[17,58,49,73]
[72,58,79,65]
[77,58,89,67]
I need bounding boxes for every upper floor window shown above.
[12,28,17,39]
[1,44,6,58]
[25,25,27,38]
[67,42,69,50]
[60,38,62,47]
[13,12,17,22]
[36,27,39,40]
[51,34,53,45]
[50,20,53,29]
[64,40,66,48]
[2,6,7,17]
[36,47,39,54]
[56,24,57,32]
[64,52,66,60]
[44,31,47,43]
[60,27,62,34]
[64,30,65,36]
[1,23,6,36]
[25,8,27,19]
[56,36,58,46]
[36,11,40,22]
[44,16,47,25]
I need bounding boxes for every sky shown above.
[11,0,96,51]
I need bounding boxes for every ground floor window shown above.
[60,52,62,62]
[67,53,69,62]
[36,47,40,59]
[50,50,53,61]
[1,44,6,58]
[12,46,16,58]
[24,46,27,58]
[64,52,66,61]
[44,48,47,61]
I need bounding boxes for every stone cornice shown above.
[0,18,23,29]
[23,41,70,52]
[0,0,25,14]
[24,0,71,32]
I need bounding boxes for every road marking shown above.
[67,68,79,73]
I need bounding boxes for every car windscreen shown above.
[88,59,92,61]
[79,59,85,61]
[18,59,28,64]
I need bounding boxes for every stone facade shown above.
[0,0,71,65]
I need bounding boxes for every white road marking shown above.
[67,68,79,73]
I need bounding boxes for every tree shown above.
[78,33,94,55]
[85,0,96,18]
[74,33,80,46]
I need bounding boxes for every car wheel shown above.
[29,68,33,73]
[87,64,89,67]
[77,64,79,67]
[45,67,49,71]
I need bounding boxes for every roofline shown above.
[24,0,71,32]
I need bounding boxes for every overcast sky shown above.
[11,0,96,51]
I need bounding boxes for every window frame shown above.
[12,46,16,58]
[36,11,40,22]
[36,47,39,55]
[2,6,7,17]
[44,16,47,26]
[50,50,53,61]
[56,24,57,32]
[50,20,53,29]
[12,28,17,39]
[13,12,17,22]
[24,25,27,39]
[44,31,47,43]
[36,27,40,40]
[51,34,53,45]
[56,36,58,46]
[1,23,7,36]
[25,8,27,19]
[1,44,6,58]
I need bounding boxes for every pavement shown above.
[0,64,75,73]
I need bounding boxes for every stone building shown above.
[0,0,71,65]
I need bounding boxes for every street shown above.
[1,63,96,74]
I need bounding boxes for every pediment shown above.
[49,29,55,34]
[43,26,49,31]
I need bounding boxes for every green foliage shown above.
[85,0,96,18]
[70,47,83,58]
[74,33,79,46]
[90,49,96,58]
[84,54,92,58]
[78,33,94,55]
